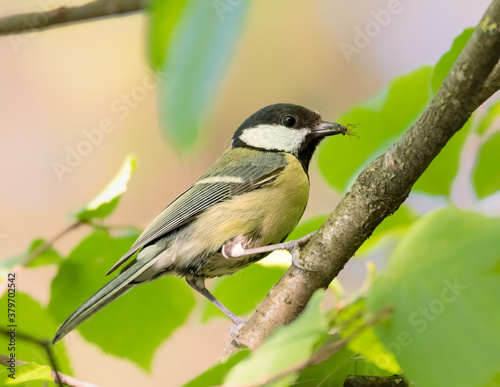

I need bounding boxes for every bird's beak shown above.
[313,121,347,138]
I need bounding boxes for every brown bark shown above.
[0,0,147,36]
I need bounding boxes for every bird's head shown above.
[232,103,347,171]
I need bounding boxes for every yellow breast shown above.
[170,153,310,277]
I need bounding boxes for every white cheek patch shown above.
[239,125,310,154]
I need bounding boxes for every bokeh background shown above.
[0,0,492,385]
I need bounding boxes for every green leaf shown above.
[357,204,419,255]
[75,155,136,221]
[294,336,355,387]
[430,28,474,93]
[367,207,500,387]
[413,118,471,195]
[474,131,500,199]
[287,215,328,241]
[201,264,286,322]
[0,239,63,273]
[148,0,189,69]
[158,0,249,149]
[25,239,62,268]
[225,291,329,386]
[347,357,393,377]
[0,293,72,378]
[182,350,250,387]
[318,66,433,192]
[476,96,500,135]
[0,363,53,385]
[334,299,400,374]
[48,230,195,370]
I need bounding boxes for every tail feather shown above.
[52,256,157,344]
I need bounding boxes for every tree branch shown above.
[0,0,149,36]
[226,0,500,353]
[344,375,408,387]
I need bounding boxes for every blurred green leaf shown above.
[0,292,72,380]
[335,299,400,374]
[159,0,249,149]
[225,291,328,386]
[0,239,62,273]
[367,207,500,387]
[0,363,52,386]
[347,357,393,377]
[75,155,136,222]
[413,119,471,195]
[476,96,500,135]
[148,0,189,69]
[357,204,419,255]
[294,335,355,387]
[182,350,250,387]
[202,264,286,322]
[474,131,500,199]
[24,239,62,268]
[318,66,433,192]
[48,230,195,371]
[430,28,473,93]
[287,215,328,241]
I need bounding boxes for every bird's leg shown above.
[222,232,316,270]
[185,277,246,326]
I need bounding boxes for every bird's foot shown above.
[289,232,318,272]
[229,318,248,348]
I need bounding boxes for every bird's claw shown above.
[291,244,317,271]
[229,318,248,348]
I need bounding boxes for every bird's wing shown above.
[106,150,287,275]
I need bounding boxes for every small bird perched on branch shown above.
[52,103,347,344]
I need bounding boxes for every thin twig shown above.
[478,60,500,103]
[0,330,100,387]
[42,341,63,387]
[0,220,85,298]
[344,375,408,387]
[25,220,83,266]
[0,0,149,36]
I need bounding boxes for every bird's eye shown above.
[282,115,297,128]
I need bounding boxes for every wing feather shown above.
[107,150,287,275]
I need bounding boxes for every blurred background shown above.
[0,0,493,385]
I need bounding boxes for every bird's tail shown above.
[52,256,157,344]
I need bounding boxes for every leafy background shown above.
[1,0,499,386]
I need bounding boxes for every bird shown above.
[52,103,347,344]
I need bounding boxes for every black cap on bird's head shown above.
[232,103,346,171]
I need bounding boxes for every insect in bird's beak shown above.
[313,121,349,137]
